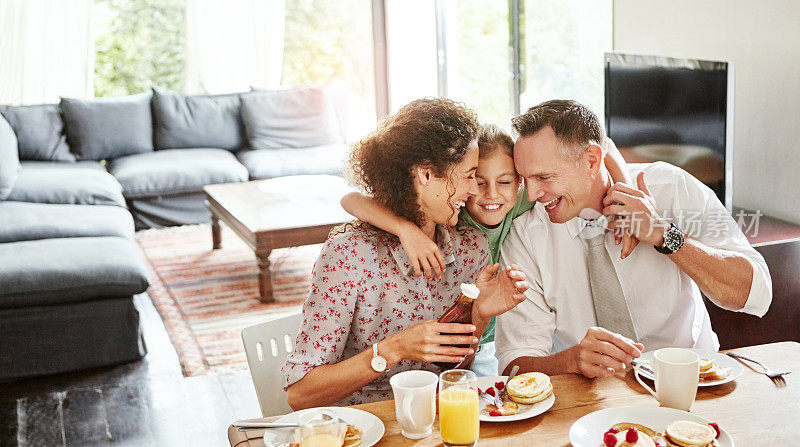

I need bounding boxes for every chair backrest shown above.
[241,311,303,417]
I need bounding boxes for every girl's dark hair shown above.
[477,123,514,159]
[347,97,479,229]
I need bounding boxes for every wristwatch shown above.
[371,342,388,372]
[654,223,685,254]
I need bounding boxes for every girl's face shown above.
[465,148,521,228]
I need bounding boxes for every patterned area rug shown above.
[135,224,320,377]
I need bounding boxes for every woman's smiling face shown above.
[465,148,521,228]
[418,141,480,228]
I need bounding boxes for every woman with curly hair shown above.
[283,98,529,409]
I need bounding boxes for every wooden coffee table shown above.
[203,175,355,302]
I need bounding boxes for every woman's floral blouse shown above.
[283,224,489,405]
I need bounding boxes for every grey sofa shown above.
[0,85,348,380]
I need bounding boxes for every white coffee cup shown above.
[389,370,437,439]
[635,347,700,411]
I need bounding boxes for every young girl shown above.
[341,124,636,375]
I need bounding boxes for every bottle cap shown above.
[460,283,480,299]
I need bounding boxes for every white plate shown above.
[636,349,743,386]
[273,406,385,447]
[569,405,734,447]
[476,375,555,422]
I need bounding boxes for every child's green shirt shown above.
[458,189,535,343]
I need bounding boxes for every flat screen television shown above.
[604,53,734,209]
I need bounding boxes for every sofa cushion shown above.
[7,162,126,207]
[0,114,20,200]
[0,202,134,243]
[0,236,150,309]
[61,92,153,161]
[107,148,249,198]
[151,87,244,151]
[235,143,348,179]
[241,86,343,150]
[0,104,75,161]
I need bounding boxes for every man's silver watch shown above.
[370,343,388,372]
[654,223,685,254]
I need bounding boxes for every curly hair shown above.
[346,97,480,230]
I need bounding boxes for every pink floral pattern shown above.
[283,225,489,406]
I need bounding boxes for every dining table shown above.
[228,341,799,446]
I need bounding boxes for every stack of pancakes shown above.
[342,425,362,447]
[698,358,730,382]
[506,372,553,404]
[663,420,718,446]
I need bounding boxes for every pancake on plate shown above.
[663,420,718,447]
[506,372,553,405]
[602,424,657,447]
[698,359,730,382]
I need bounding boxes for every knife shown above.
[630,359,654,376]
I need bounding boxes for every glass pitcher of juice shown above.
[438,369,479,447]
[433,283,480,369]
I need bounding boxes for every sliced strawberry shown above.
[494,381,505,390]
[485,387,496,396]
[489,410,502,417]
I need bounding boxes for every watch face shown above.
[371,356,387,372]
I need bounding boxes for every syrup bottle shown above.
[433,283,480,370]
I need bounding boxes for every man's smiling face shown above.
[514,126,593,223]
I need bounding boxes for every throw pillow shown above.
[0,114,21,200]
[241,85,343,150]
[61,92,154,161]
[151,87,245,151]
[0,104,75,161]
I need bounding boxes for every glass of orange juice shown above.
[438,369,479,447]
[298,411,343,447]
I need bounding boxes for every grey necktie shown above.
[586,232,638,341]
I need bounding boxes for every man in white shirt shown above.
[495,100,772,378]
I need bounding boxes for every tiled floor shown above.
[0,293,262,447]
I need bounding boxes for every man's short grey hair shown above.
[512,99,606,160]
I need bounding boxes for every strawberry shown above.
[485,387,496,396]
[489,410,502,417]
[494,381,505,390]
[605,427,620,435]
[603,431,618,447]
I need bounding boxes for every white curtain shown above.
[0,0,94,105]
[184,0,285,94]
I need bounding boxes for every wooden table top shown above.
[204,175,355,234]
[229,341,799,446]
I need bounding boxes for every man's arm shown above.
[496,220,642,378]
[604,171,772,314]
[666,237,753,310]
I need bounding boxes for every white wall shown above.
[613,0,800,224]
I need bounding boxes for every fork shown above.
[726,352,791,383]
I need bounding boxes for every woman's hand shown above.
[398,223,446,279]
[473,263,528,323]
[604,181,641,259]
[383,320,478,365]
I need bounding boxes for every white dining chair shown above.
[241,311,303,417]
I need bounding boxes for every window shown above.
[450,0,514,128]
[93,0,185,97]
[283,0,376,140]
[520,0,612,119]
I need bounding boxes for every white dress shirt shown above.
[495,162,772,374]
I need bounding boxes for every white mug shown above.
[635,348,700,411]
[389,370,437,439]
